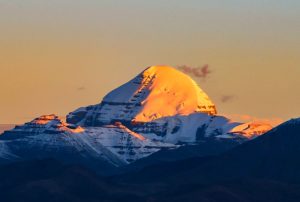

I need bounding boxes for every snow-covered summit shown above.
[0,65,277,174]
[67,65,217,126]
[104,65,217,120]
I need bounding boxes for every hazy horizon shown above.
[1,0,299,124]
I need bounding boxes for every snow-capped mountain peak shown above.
[30,114,85,134]
[67,65,217,126]
[0,65,275,174]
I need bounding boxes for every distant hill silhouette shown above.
[1,118,300,202]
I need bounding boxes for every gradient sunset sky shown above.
[0,0,299,124]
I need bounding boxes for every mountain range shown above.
[1,65,298,202]
[0,66,272,175]
[0,118,299,202]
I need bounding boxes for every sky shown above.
[0,0,299,124]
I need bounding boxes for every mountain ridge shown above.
[0,118,299,202]
[116,117,300,185]
[0,66,274,175]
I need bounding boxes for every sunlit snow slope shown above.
[67,66,217,126]
[0,65,273,173]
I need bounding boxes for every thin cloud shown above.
[77,86,86,91]
[221,95,236,103]
[177,64,212,79]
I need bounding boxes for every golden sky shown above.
[0,0,299,123]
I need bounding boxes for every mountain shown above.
[0,118,299,202]
[110,118,300,201]
[66,66,271,142]
[0,115,174,175]
[0,66,272,175]
[117,118,300,185]
[118,139,240,174]
[67,65,217,126]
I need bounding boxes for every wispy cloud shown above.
[220,95,236,103]
[77,86,86,91]
[177,64,212,79]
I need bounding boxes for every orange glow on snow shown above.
[57,121,85,133]
[230,121,273,139]
[133,66,217,122]
[225,114,283,127]
[70,126,85,133]
[33,114,85,133]
[32,114,58,125]
[226,114,284,139]
[114,122,146,141]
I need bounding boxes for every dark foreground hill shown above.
[1,118,300,202]
[118,118,300,185]
[0,159,142,202]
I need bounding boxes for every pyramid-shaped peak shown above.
[68,65,217,125]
